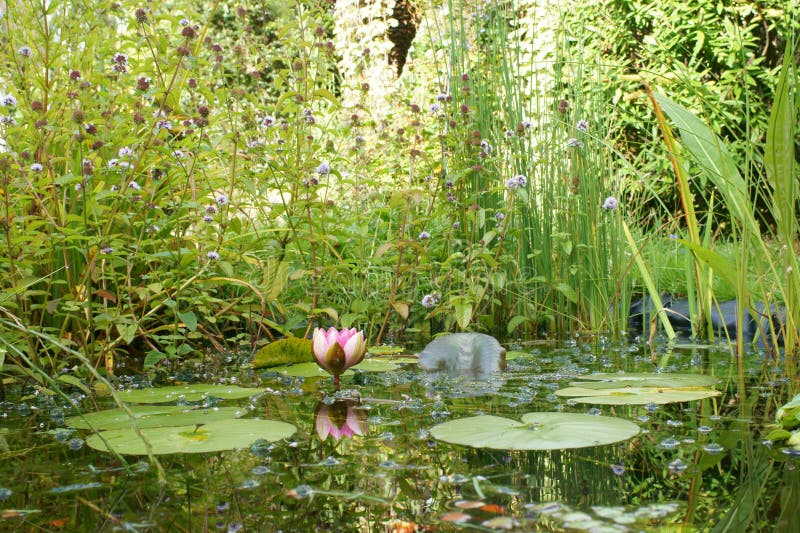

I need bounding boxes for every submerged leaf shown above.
[269,358,399,378]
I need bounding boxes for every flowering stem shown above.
[333,374,341,390]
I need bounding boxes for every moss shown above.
[252,337,313,368]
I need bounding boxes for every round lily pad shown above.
[115,384,265,404]
[570,372,718,389]
[555,386,721,405]
[86,419,297,455]
[66,406,247,431]
[367,346,405,356]
[269,358,399,378]
[430,413,640,450]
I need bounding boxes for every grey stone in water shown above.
[418,333,506,377]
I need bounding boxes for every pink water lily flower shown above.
[315,400,367,442]
[312,327,366,388]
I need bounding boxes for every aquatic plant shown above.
[312,327,367,389]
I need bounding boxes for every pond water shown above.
[1,337,798,532]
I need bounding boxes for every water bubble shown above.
[322,456,340,466]
[251,465,270,475]
[781,448,800,458]
[644,403,660,413]
[682,438,696,444]
[709,415,721,421]
[668,459,687,473]
[68,437,85,450]
[239,479,260,489]
[697,425,713,434]
[250,439,272,458]
[380,460,399,469]
[289,484,313,498]
[703,442,724,454]
[587,408,602,416]
[666,419,683,427]
[54,428,73,442]
[659,437,680,450]
[0,488,11,501]
[227,522,243,533]
[637,415,650,423]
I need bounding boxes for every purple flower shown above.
[421,292,441,308]
[602,196,618,210]
[430,103,441,113]
[128,181,141,190]
[261,115,275,128]
[17,46,32,58]
[495,212,505,222]
[107,158,119,168]
[576,120,589,132]
[30,163,43,172]
[118,146,133,158]
[112,52,128,65]
[566,138,583,148]
[418,231,431,240]
[215,193,228,206]
[1,94,17,107]
[506,174,527,191]
[453,221,460,230]
[100,246,114,254]
[207,250,220,260]
[156,120,172,130]
[611,463,625,476]
[316,162,331,175]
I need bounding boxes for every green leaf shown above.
[267,358,399,378]
[678,239,738,288]
[116,384,265,404]
[453,301,473,330]
[66,406,246,430]
[57,375,92,395]
[86,419,297,455]
[430,413,640,450]
[765,46,797,239]
[555,283,578,304]
[570,372,719,388]
[252,338,312,368]
[506,315,528,334]
[116,322,137,344]
[555,386,720,405]
[178,311,198,332]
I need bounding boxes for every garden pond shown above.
[1,336,799,532]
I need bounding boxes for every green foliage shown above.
[252,337,313,368]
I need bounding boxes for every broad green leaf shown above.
[678,240,738,289]
[178,311,197,332]
[506,315,527,334]
[570,372,719,388]
[765,45,796,237]
[116,384,265,404]
[252,338,312,368]
[86,419,297,455]
[116,322,137,344]
[57,374,92,395]
[430,413,639,450]
[267,358,399,378]
[66,406,245,430]
[555,386,720,405]
[453,301,473,330]
[654,93,755,234]
[555,283,578,304]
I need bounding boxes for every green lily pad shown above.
[66,406,247,431]
[367,345,405,356]
[555,386,721,405]
[86,418,297,455]
[115,384,265,404]
[569,372,719,389]
[268,358,399,378]
[431,413,639,450]
[505,351,530,361]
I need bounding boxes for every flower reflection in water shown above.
[315,400,368,442]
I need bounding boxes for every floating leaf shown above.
[367,345,405,356]
[86,419,296,455]
[116,384,265,404]
[555,386,720,405]
[268,358,399,378]
[569,372,718,389]
[430,413,639,450]
[66,406,246,430]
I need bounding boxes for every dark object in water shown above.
[418,333,506,377]
[628,296,784,346]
